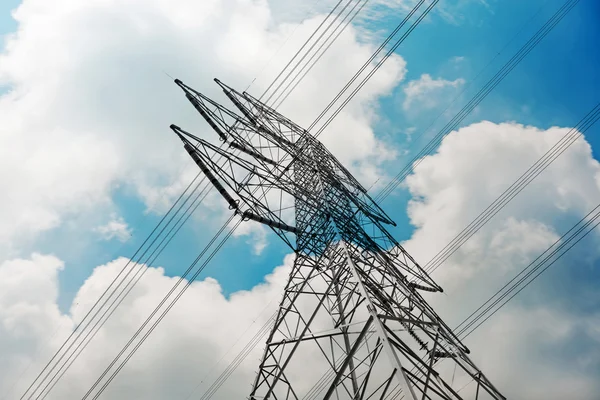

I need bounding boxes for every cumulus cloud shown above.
[232,219,269,255]
[0,254,291,400]
[0,254,73,400]
[402,73,465,112]
[95,216,132,243]
[400,120,600,398]
[403,121,600,272]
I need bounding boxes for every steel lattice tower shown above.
[170,78,505,400]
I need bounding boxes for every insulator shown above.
[431,351,452,359]
[185,93,228,142]
[229,142,277,166]
[258,125,294,148]
[400,320,428,351]
[408,282,439,293]
[241,211,299,234]
[406,326,428,351]
[183,143,238,210]
[223,90,259,126]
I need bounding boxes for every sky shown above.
[0,0,599,399]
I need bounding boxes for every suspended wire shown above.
[71,3,371,397]
[423,102,600,277]
[401,1,549,149]
[389,205,600,400]
[374,0,580,202]
[19,171,203,400]
[198,315,276,400]
[320,8,440,142]
[262,0,356,105]
[391,203,600,400]
[312,0,439,139]
[245,0,325,93]
[182,302,278,400]
[81,216,239,399]
[1,116,202,400]
[82,163,283,398]
[308,0,430,132]
[0,318,67,400]
[259,0,346,101]
[457,203,600,339]
[270,0,371,109]
[22,1,362,396]
[37,181,215,400]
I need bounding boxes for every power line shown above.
[264,0,358,106]
[21,2,362,397]
[244,0,325,93]
[399,1,549,149]
[457,203,600,339]
[270,0,371,109]
[182,300,278,400]
[198,315,276,400]
[424,102,600,277]
[308,0,430,132]
[374,0,580,202]
[20,171,203,400]
[67,2,376,396]
[259,0,346,101]
[312,0,439,139]
[383,204,600,400]
[38,181,215,400]
[81,216,239,400]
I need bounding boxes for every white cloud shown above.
[95,216,132,243]
[0,254,290,399]
[403,73,465,112]
[232,219,269,255]
[0,0,406,256]
[403,121,600,270]
[398,120,600,398]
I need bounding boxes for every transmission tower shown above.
[170,78,505,400]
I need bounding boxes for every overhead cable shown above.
[20,172,203,400]
[308,0,431,133]
[24,1,359,397]
[423,102,600,277]
[270,0,371,109]
[78,0,435,396]
[375,0,580,202]
[457,203,600,339]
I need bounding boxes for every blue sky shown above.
[0,0,18,36]
[1,0,600,398]
[2,0,597,308]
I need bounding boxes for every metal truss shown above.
[171,79,505,400]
